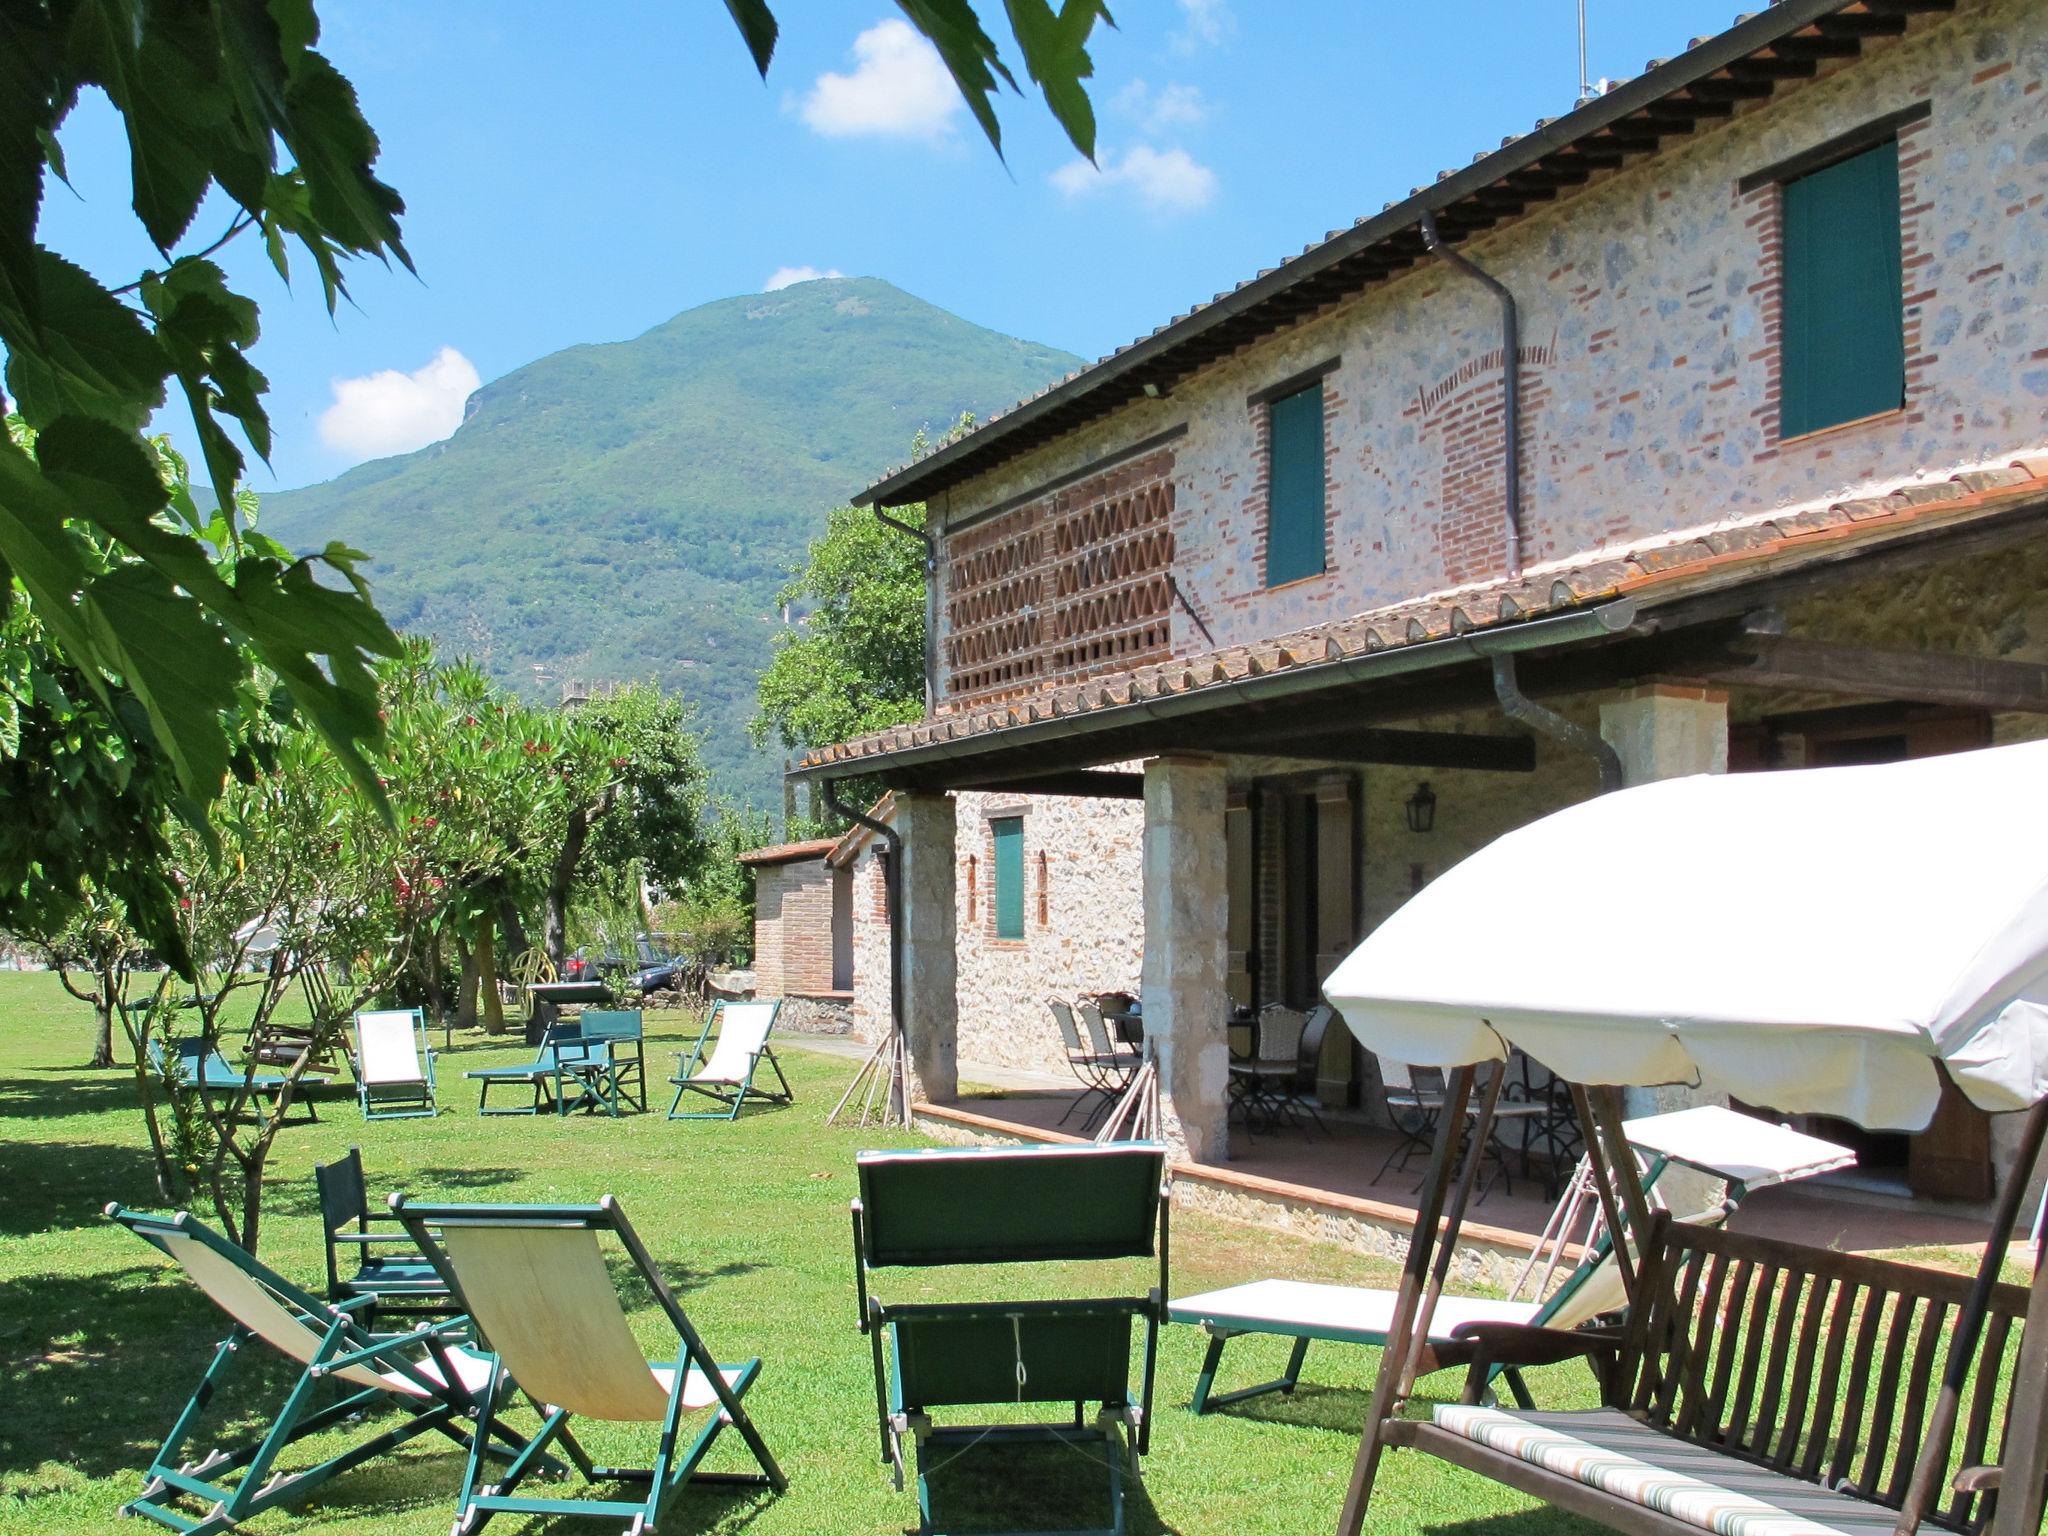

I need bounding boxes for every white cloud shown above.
[763,265,847,291]
[800,19,961,141]
[1112,79,1207,134]
[1172,0,1233,53]
[317,346,479,462]
[1051,144,1218,214]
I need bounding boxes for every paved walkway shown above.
[779,1032,1077,1093]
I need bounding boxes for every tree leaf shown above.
[277,50,409,270]
[722,0,779,75]
[141,257,271,511]
[79,558,241,796]
[1002,0,1112,161]
[0,246,167,429]
[895,0,1018,156]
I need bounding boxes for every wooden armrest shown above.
[1954,1465,2002,1494]
[1449,1323,1623,1403]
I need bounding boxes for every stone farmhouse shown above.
[775,0,2048,1227]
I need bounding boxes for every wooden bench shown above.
[1394,1212,2028,1536]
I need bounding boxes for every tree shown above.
[4,4,1105,971]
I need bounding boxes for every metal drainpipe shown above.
[874,502,938,714]
[1420,211,1523,581]
[1492,654,1623,793]
[823,776,909,1121]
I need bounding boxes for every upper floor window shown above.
[1266,381,1327,586]
[1779,139,1905,439]
[991,816,1026,941]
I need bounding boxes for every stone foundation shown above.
[776,994,853,1035]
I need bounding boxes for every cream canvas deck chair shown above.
[354,1007,439,1120]
[667,1000,792,1120]
[390,1193,786,1534]
[106,1203,536,1536]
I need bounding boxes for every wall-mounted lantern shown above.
[1405,781,1437,834]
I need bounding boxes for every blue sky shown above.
[38,0,1746,491]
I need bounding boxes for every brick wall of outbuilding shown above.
[751,856,837,998]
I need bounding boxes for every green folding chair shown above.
[559,1009,647,1116]
[390,1192,786,1533]
[316,1146,455,1324]
[106,1203,540,1535]
[667,1000,791,1120]
[854,1143,1170,1536]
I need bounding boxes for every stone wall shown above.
[849,841,892,1047]
[927,0,2047,707]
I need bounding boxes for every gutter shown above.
[873,504,938,714]
[855,0,1886,510]
[823,777,908,1122]
[1420,210,1523,580]
[791,598,1639,782]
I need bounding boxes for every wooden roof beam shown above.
[1707,633,2048,714]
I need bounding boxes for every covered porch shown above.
[795,465,2048,1236]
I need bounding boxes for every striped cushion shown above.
[1432,1407,1899,1536]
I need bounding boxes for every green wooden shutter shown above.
[1779,140,1905,439]
[1266,382,1327,586]
[992,817,1025,940]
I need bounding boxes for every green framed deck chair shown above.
[389,1192,786,1534]
[355,1007,439,1119]
[853,1143,1170,1536]
[316,1146,454,1324]
[667,1000,791,1120]
[152,1037,325,1121]
[106,1202,540,1536]
[1168,1105,1853,1415]
[465,1021,593,1115]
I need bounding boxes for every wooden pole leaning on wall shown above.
[1337,1063,1477,1536]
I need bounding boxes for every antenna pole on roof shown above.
[1577,0,1592,104]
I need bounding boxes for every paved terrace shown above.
[783,1036,2002,1273]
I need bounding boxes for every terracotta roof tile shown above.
[798,457,2048,774]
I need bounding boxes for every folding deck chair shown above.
[667,1000,791,1120]
[354,1007,439,1119]
[389,1193,786,1533]
[854,1143,1170,1536]
[316,1146,454,1323]
[563,1009,647,1116]
[152,1037,325,1121]
[1169,1105,1854,1415]
[106,1202,537,1535]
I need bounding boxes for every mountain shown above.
[260,278,1082,803]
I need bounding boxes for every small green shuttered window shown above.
[1778,140,1906,440]
[991,817,1025,940]
[1266,382,1326,586]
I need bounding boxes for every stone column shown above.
[1598,684,1731,1203]
[895,791,958,1104]
[1141,756,1230,1164]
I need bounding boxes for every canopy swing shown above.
[1322,741,2048,1536]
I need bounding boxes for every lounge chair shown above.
[106,1202,537,1535]
[151,1037,324,1121]
[667,1000,791,1120]
[354,1007,439,1119]
[1171,1106,1855,1416]
[315,1146,453,1323]
[854,1143,1169,1536]
[389,1192,786,1533]
[465,1020,597,1115]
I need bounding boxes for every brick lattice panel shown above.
[944,502,1046,704]
[944,450,1177,708]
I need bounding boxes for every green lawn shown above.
[0,971,1599,1536]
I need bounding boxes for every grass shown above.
[0,970,1611,1536]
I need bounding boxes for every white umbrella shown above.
[1324,738,2048,1131]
